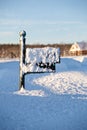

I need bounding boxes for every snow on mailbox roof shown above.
[76,41,87,50]
[26,47,60,64]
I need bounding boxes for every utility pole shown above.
[19,30,26,90]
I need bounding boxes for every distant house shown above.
[69,41,87,56]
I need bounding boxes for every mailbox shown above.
[19,30,61,90]
[24,47,60,73]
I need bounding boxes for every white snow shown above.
[14,87,45,97]
[34,72,87,95]
[0,56,87,130]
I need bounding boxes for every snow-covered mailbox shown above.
[19,30,60,90]
[25,47,60,73]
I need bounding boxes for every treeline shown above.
[0,44,72,58]
[0,44,20,58]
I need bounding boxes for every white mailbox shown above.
[24,47,60,73]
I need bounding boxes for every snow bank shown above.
[72,56,84,62]
[72,55,87,63]
[34,72,87,95]
[0,58,18,63]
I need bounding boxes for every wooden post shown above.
[19,30,26,90]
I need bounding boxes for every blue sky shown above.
[0,0,87,44]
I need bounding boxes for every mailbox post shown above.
[19,30,26,90]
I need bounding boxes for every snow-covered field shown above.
[0,56,87,130]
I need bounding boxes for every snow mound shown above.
[82,57,87,65]
[72,56,87,63]
[14,87,45,97]
[34,72,87,95]
[72,56,84,62]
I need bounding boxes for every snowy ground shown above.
[0,56,87,130]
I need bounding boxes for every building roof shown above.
[76,41,87,50]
